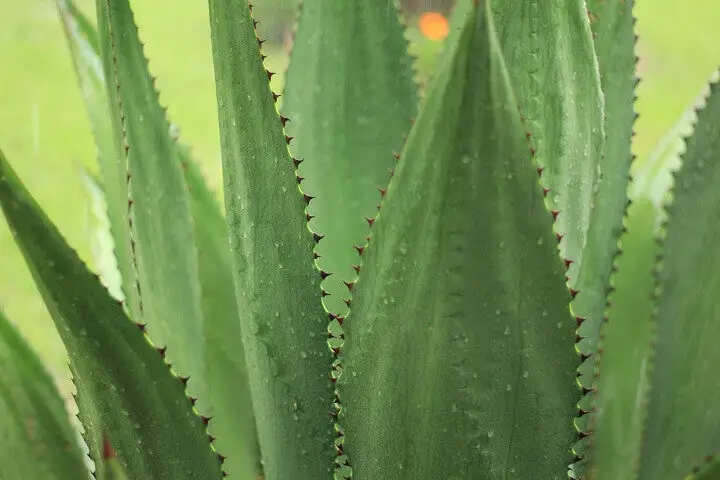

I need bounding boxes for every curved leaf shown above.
[0,308,87,480]
[341,3,578,478]
[0,151,223,479]
[207,1,334,478]
[281,0,417,315]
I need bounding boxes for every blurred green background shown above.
[1,0,719,398]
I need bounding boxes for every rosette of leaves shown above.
[1,0,719,479]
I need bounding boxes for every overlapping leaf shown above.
[577,0,637,353]
[208,1,334,478]
[59,2,258,475]
[638,77,720,480]
[490,0,606,331]
[0,151,223,479]
[341,3,578,478]
[281,0,417,315]
[586,200,658,479]
[94,0,207,401]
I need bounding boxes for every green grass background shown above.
[1,0,719,397]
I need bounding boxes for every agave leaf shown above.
[0,152,223,479]
[280,0,417,316]
[57,0,134,308]
[0,308,88,479]
[490,0,605,322]
[178,144,260,478]
[59,2,259,474]
[577,0,637,353]
[207,1,334,478]
[587,94,706,479]
[94,0,207,399]
[638,76,720,480]
[341,2,578,478]
[586,199,658,480]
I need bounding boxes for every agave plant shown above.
[1,0,719,478]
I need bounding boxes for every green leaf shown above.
[577,0,637,353]
[0,308,88,479]
[586,199,658,480]
[59,2,259,474]
[207,1,334,478]
[341,3,578,478]
[588,94,704,479]
[638,77,720,480]
[57,0,135,308]
[94,0,207,398]
[490,0,605,324]
[178,144,260,478]
[281,0,417,316]
[0,151,223,479]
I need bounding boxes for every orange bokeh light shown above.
[419,12,449,41]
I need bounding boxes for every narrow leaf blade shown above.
[0,151,223,479]
[281,0,417,315]
[95,0,207,398]
[587,200,658,480]
[207,1,334,478]
[57,0,135,308]
[179,145,260,478]
[342,3,578,478]
[577,0,637,352]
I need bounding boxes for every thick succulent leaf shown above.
[207,1,334,478]
[59,2,259,473]
[586,200,658,480]
[178,145,259,478]
[57,0,134,310]
[280,0,417,315]
[341,3,578,478]
[95,0,207,397]
[0,308,88,479]
[577,0,637,352]
[0,152,223,479]
[638,77,720,480]
[490,0,605,315]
